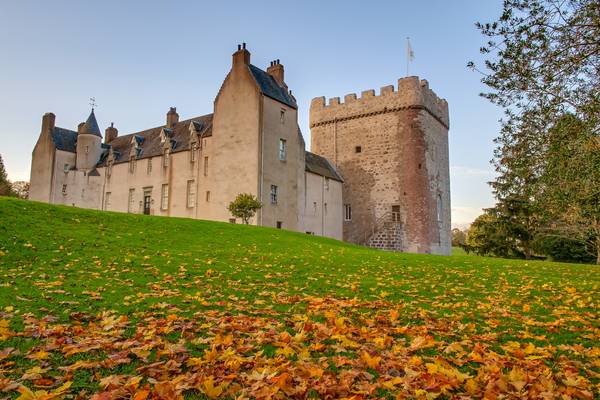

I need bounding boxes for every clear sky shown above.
[0,1,503,227]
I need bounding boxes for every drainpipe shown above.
[258,94,265,226]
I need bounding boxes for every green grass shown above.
[0,197,598,399]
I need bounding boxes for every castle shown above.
[29,45,450,254]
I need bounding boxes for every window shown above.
[324,178,329,190]
[161,184,169,210]
[62,184,67,195]
[63,164,69,173]
[280,109,285,123]
[147,158,152,174]
[105,192,111,210]
[229,218,236,224]
[204,156,209,176]
[128,189,135,213]
[270,185,278,204]
[187,180,196,208]
[85,145,89,154]
[163,152,170,167]
[206,191,211,202]
[355,146,362,153]
[191,143,197,162]
[129,160,136,174]
[437,194,443,224]
[324,203,328,215]
[344,204,352,221]
[276,221,282,229]
[392,205,401,222]
[106,165,112,178]
[279,139,286,161]
[313,201,317,215]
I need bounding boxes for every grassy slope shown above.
[0,197,598,398]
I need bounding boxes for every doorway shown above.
[143,192,151,215]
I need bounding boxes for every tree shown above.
[0,154,14,197]
[11,181,29,199]
[451,228,467,248]
[536,114,600,263]
[466,209,525,258]
[470,0,600,263]
[227,193,262,224]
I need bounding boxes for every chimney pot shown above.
[237,44,241,51]
[105,123,118,144]
[242,42,246,49]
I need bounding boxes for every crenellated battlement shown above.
[310,76,449,129]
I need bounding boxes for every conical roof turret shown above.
[80,109,101,137]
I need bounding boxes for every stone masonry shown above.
[310,76,451,255]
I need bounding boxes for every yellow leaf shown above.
[201,376,225,399]
[508,367,527,391]
[361,351,381,369]
[522,304,530,312]
[275,345,295,358]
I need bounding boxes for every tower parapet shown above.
[310,76,449,130]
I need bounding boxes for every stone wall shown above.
[310,76,451,255]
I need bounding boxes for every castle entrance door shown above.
[143,193,151,215]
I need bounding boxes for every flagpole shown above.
[406,37,410,77]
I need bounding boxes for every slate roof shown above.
[51,127,78,153]
[305,151,343,182]
[98,113,213,166]
[82,110,102,137]
[248,64,297,109]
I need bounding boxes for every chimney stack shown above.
[266,59,285,86]
[105,122,118,144]
[41,112,55,135]
[166,107,179,128]
[232,43,250,68]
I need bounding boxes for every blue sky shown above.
[0,1,503,226]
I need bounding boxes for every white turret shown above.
[76,109,103,171]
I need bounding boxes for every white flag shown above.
[407,38,415,61]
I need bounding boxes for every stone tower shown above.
[310,76,451,255]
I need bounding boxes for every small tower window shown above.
[206,191,211,202]
[204,156,209,176]
[280,109,285,124]
[129,160,136,174]
[344,204,352,221]
[270,185,278,204]
[163,151,170,167]
[85,145,89,154]
[147,158,152,174]
[279,139,286,161]
[62,184,67,195]
[355,146,362,153]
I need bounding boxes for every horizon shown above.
[0,1,504,227]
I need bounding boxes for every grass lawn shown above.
[0,197,598,399]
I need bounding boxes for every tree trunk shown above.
[596,236,600,265]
